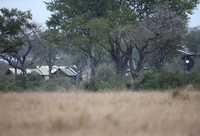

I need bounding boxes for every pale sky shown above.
[0,0,51,29]
[0,0,200,28]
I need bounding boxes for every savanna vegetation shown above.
[1,1,200,135]
[0,0,200,91]
[0,89,200,136]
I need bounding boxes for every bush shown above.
[0,75,15,92]
[14,73,44,90]
[0,72,76,92]
[96,65,121,90]
[83,65,132,91]
[40,77,76,91]
[133,68,180,90]
[83,77,99,91]
[178,69,200,89]
[133,68,200,90]
[92,65,130,90]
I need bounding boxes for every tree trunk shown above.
[116,58,128,78]
[76,71,80,87]
[75,64,84,88]
[87,53,96,79]
[49,65,52,79]
[130,54,145,80]
[22,70,28,90]
[15,67,17,75]
[89,60,96,78]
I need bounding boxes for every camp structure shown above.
[5,68,34,75]
[53,67,77,79]
[5,66,77,80]
[33,66,59,79]
[178,49,199,71]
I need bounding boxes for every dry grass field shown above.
[0,88,200,136]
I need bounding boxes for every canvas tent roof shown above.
[68,67,77,75]
[177,49,195,55]
[6,68,34,75]
[59,68,77,76]
[7,68,23,75]
[5,66,77,77]
[35,66,77,76]
[35,66,59,76]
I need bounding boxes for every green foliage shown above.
[0,8,36,54]
[133,68,200,90]
[83,77,98,92]
[0,73,76,92]
[133,68,180,90]
[66,13,110,51]
[186,27,200,54]
[178,70,200,89]
[0,75,14,92]
[45,0,199,81]
[84,65,130,91]
[95,65,121,90]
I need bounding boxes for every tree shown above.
[66,15,109,77]
[71,48,87,87]
[121,7,187,79]
[39,29,60,79]
[148,41,179,69]
[46,0,137,79]
[0,8,39,89]
[45,0,199,81]
[47,4,110,78]
[106,0,199,78]
[186,27,200,54]
[45,0,115,28]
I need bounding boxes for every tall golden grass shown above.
[0,88,200,136]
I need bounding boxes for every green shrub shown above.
[96,65,119,90]
[41,77,76,91]
[0,75,14,92]
[83,77,99,91]
[95,65,129,90]
[1,72,77,91]
[133,68,200,90]
[178,69,200,89]
[14,73,44,91]
[133,68,180,90]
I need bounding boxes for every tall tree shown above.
[46,0,112,78]
[39,29,60,79]
[106,0,199,78]
[186,27,200,54]
[0,8,39,89]
[121,7,187,79]
[45,0,199,80]
[45,0,136,79]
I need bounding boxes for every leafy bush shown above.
[0,75,15,92]
[83,77,99,91]
[178,69,200,89]
[96,65,120,90]
[84,65,131,91]
[133,68,200,90]
[14,73,44,90]
[84,65,132,91]
[0,72,76,92]
[133,68,180,90]
[40,77,76,91]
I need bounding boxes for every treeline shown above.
[1,66,200,92]
[0,0,200,91]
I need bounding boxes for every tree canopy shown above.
[0,8,39,89]
[45,0,199,81]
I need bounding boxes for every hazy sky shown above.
[0,0,200,28]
